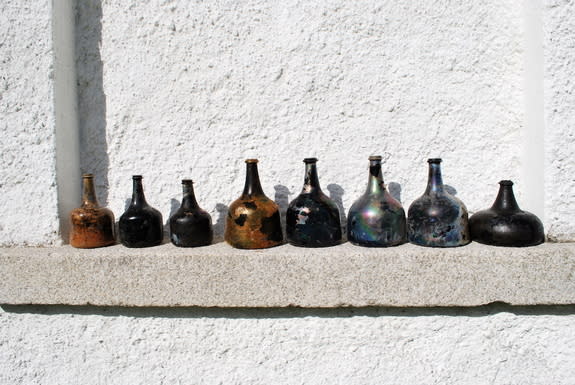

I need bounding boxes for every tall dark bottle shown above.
[225,159,283,249]
[119,175,163,248]
[347,156,406,247]
[70,174,116,248]
[470,180,544,247]
[408,158,470,247]
[169,179,213,247]
[286,158,342,247]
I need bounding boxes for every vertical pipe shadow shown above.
[75,0,109,204]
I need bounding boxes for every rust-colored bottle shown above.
[225,159,283,249]
[69,174,116,248]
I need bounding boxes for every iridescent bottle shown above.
[408,158,470,247]
[169,179,213,247]
[119,175,163,248]
[347,156,406,247]
[69,174,116,248]
[225,159,283,249]
[470,180,544,247]
[286,158,342,247]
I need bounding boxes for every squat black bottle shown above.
[119,175,163,248]
[469,180,544,247]
[169,179,213,247]
[286,158,342,247]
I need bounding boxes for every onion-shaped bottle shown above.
[408,158,470,247]
[470,180,544,247]
[169,179,213,247]
[225,159,283,249]
[347,156,406,247]
[69,174,116,248]
[119,175,163,248]
[286,158,342,247]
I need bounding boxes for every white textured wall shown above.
[0,1,60,245]
[543,0,575,241]
[1,306,575,384]
[78,0,526,239]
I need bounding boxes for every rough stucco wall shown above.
[0,2,60,245]
[76,0,525,238]
[543,0,575,241]
[1,306,575,384]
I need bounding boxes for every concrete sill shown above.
[0,242,574,308]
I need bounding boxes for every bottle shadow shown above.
[162,198,181,242]
[212,203,229,243]
[388,182,402,203]
[326,184,347,241]
[274,185,292,239]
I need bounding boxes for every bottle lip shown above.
[245,159,258,164]
[82,173,94,179]
[303,157,318,163]
[369,155,382,161]
[181,179,193,184]
[132,175,143,180]
[499,180,514,186]
[427,158,442,164]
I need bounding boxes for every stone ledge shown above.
[0,242,574,307]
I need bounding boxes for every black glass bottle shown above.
[408,158,470,247]
[119,175,163,248]
[286,158,342,247]
[470,180,544,247]
[347,156,406,247]
[169,180,213,247]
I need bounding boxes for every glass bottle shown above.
[347,156,406,247]
[225,159,283,249]
[169,179,213,247]
[119,175,163,248]
[69,174,116,248]
[286,158,342,247]
[470,180,544,246]
[408,158,470,247]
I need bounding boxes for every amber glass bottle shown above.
[119,175,163,248]
[225,159,283,249]
[69,174,116,248]
[169,179,213,247]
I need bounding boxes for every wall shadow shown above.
[163,198,181,241]
[327,183,347,239]
[2,303,574,319]
[75,0,109,204]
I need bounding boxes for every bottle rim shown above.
[303,157,318,163]
[427,158,442,164]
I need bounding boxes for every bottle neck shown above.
[242,162,264,197]
[492,181,520,212]
[302,161,322,194]
[131,177,147,206]
[181,181,199,210]
[81,176,99,207]
[366,159,385,195]
[425,162,444,194]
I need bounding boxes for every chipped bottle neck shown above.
[131,176,147,207]
[81,175,99,207]
[492,181,520,212]
[425,161,444,194]
[181,180,199,210]
[366,158,385,196]
[242,162,264,197]
[302,160,322,194]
